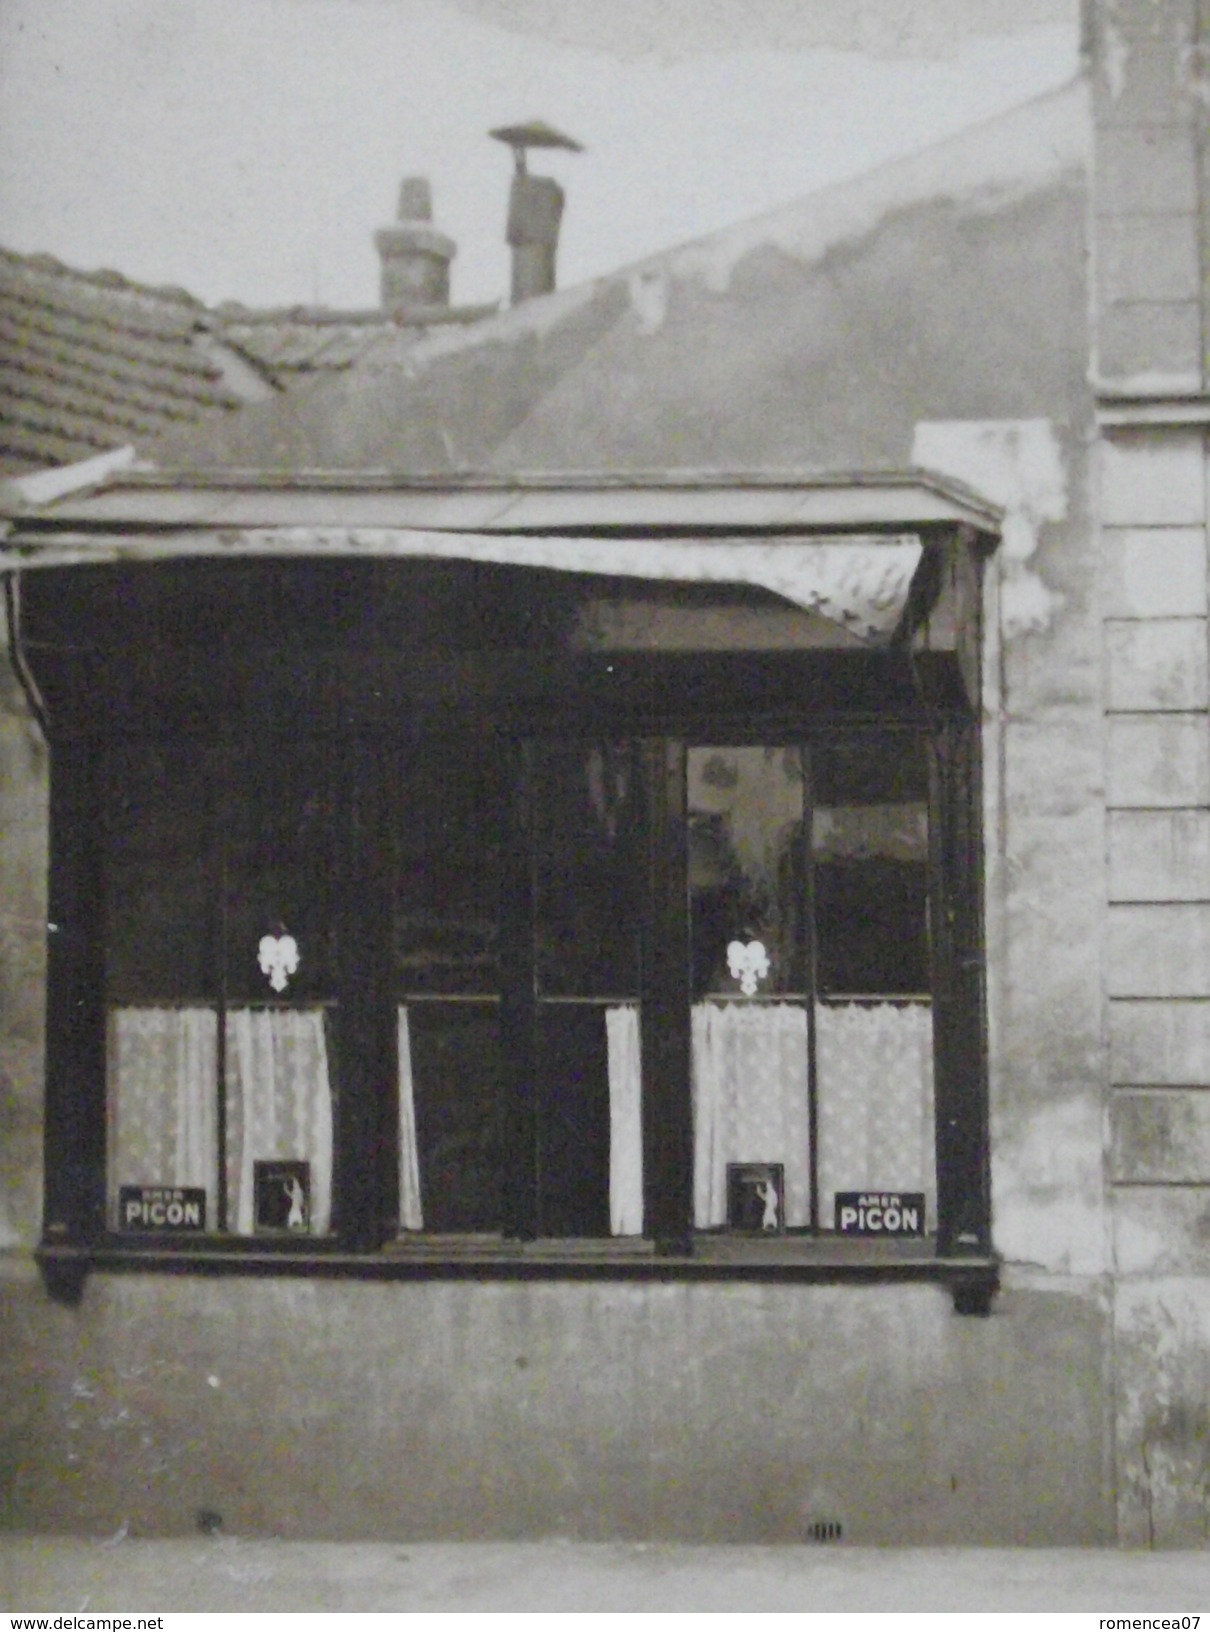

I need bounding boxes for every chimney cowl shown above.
[375,174,456,313]
[490,121,583,305]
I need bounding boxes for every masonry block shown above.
[1110,998,1210,1084]
[1100,431,1208,527]
[1108,903,1210,995]
[1107,715,1210,806]
[1105,618,1209,710]
[1097,301,1204,386]
[1097,127,1200,215]
[1095,41,1203,126]
[1099,0,1197,42]
[1113,1188,1210,1275]
[1098,215,1202,304]
[1111,1088,1210,1180]
[1102,527,1207,618]
[1109,809,1210,901]
[1115,1280,1210,1547]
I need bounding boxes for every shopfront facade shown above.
[4,36,1208,1541]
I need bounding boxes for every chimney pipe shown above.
[489,122,583,305]
[374,176,456,314]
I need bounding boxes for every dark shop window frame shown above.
[26,563,996,1315]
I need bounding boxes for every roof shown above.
[145,80,1092,480]
[0,251,497,477]
[212,301,499,380]
[0,466,1002,538]
[0,249,255,475]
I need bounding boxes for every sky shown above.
[0,0,1082,312]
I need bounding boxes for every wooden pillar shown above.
[641,737,693,1253]
[42,736,107,1244]
[499,737,538,1238]
[929,719,992,1255]
[332,733,398,1249]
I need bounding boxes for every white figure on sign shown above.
[754,1177,779,1231]
[283,1176,306,1231]
[258,932,300,993]
[727,938,770,996]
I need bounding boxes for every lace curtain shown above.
[108,1005,334,1235]
[107,1006,219,1227]
[225,1008,334,1235]
[690,1001,936,1230]
[815,1001,936,1226]
[109,1001,932,1239]
[691,1002,812,1227]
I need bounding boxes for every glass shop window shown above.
[395,738,643,1239]
[812,734,935,1232]
[688,734,935,1237]
[395,738,503,1233]
[532,742,642,1237]
[104,740,336,1238]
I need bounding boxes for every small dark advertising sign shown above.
[253,1160,311,1233]
[726,1163,785,1233]
[834,1192,925,1237]
[119,1186,206,1232]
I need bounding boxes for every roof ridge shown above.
[0,245,208,310]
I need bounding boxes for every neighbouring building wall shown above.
[1091,0,1210,1547]
[0,608,45,1255]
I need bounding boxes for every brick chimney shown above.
[490,122,583,305]
[374,177,456,314]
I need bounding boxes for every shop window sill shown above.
[38,1233,998,1314]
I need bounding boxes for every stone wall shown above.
[1093,0,1210,1548]
[1092,0,1208,390]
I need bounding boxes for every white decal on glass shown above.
[257,933,300,993]
[727,938,770,996]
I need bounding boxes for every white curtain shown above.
[815,1001,935,1227]
[396,1007,424,1231]
[224,1007,334,1235]
[691,1002,811,1227]
[107,1006,219,1228]
[607,1004,643,1236]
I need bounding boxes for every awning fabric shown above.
[2,526,924,644]
[252,528,923,643]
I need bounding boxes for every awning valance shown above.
[1,525,925,644]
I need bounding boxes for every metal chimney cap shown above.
[489,120,584,153]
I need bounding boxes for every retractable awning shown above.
[0,468,1001,647]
